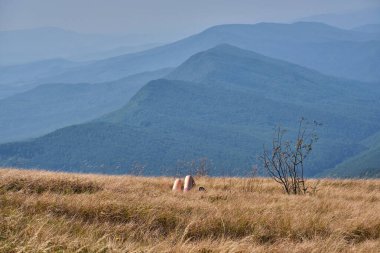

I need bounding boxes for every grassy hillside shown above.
[0,168,379,252]
[1,45,379,177]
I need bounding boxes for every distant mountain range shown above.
[36,22,380,83]
[299,7,380,29]
[0,27,161,65]
[0,68,171,143]
[1,21,378,142]
[1,21,379,95]
[1,21,379,178]
[1,45,379,177]
[0,58,85,96]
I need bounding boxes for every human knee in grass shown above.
[172,178,183,192]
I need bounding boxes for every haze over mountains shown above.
[0,58,85,98]
[1,21,378,141]
[0,27,161,65]
[300,7,380,29]
[353,24,380,34]
[0,68,171,143]
[40,22,380,83]
[0,19,379,178]
[1,21,379,93]
[1,45,379,177]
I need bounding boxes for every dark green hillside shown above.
[322,131,380,178]
[0,122,176,174]
[0,68,171,143]
[0,45,379,177]
[325,146,380,178]
[168,45,380,123]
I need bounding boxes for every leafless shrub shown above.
[260,117,321,195]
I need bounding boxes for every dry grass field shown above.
[0,168,379,252]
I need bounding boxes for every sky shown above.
[0,0,379,40]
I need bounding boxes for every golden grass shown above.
[0,168,379,253]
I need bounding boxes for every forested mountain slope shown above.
[0,68,171,143]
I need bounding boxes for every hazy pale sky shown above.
[1,0,379,38]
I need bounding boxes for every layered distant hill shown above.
[0,68,171,143]
[1,45,379,177]
[0,58,85,97]
[353,24,380,34]
[37,22,380,83]
[299,7,380,29]
[0,27,160,65]
[1,22,379,94]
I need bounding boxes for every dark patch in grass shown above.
[344,223,380,243]
[207,194,228,203]
[0,178,102,194]
[198,248,214,253]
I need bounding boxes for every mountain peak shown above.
[176,44,265,62]
[205,43,245,53]
[166,44,306,84]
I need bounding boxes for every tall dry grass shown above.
[0,168,379,252]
